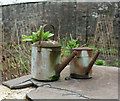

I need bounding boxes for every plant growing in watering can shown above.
[22,26,54,43]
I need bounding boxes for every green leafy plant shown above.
[66,39,79,49]
[95,59,106,66]
[87,45,118,54]
[22,26,54,42]
[61,35,80,56]
[63,39,79,55]
[0,63,2,69]
[61,37,71,49]
[114,61,120,67]
[1,42,31,81]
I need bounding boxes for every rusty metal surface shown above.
[72,47,93,51]
[31,44,78,81]
[70,50,94,79]
[31,46,61,81]
[32,41,61,48]
[31,46,78,81]
[39,24,59,45]
[69,48,99,79]
[57,51,78,74]
[85,51,100,75]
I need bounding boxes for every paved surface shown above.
[0,65,119,100]
[0,85,34,100]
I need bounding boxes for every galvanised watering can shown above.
[70,47,100,79]
[31,24,78,81]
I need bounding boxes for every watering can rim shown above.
[72,47,93,51]
[31,41,61,48]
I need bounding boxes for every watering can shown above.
[31,24,78,81]
[70,47,100,79]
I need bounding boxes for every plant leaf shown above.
[32,32,37,35]
[25,39,33,41]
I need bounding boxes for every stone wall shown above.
[2,2,79,42]
[0,6,2,83]
[0,6,2,43]
[1,2,119,60]
[0,6,2,63]
[1,2,118,44]
[118,2,120,65]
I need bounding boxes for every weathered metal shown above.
[31,42,61,81]
[57,51,78,74]
[31,41,78,81]
[85,51,100,75]
[31,24,62,81]
[70,47,100,79]
[31,24,77,81]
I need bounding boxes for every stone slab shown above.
[0,85,34,100]
[51,65,118,99]
[2,75,32,89]
[27,65,118,99]
[26,87,88,99]
[0,65,119,100]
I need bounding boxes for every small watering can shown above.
[70,47,100,79]
[31,24,78,81]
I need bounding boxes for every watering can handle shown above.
[39,24,56,45]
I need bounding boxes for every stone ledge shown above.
[0,65,119,100]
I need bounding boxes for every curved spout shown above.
[85,51,100,75]
[57,51,78,74]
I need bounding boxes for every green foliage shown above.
[61,37,71,49]
[0,63,2,69]
[61,49,70,56]
[1,43,31,81]
[61,36,80,56]
[98,48,118,54]
[22,26,54,42]
[87,45,118,54]
[95,59,106,66]
[66,39,79,49]
[87,45,97,52]
[114,61,120,67]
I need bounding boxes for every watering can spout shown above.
[85,51,100,75]
[57,51,78,74]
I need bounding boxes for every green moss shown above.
[48,74,60,81]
